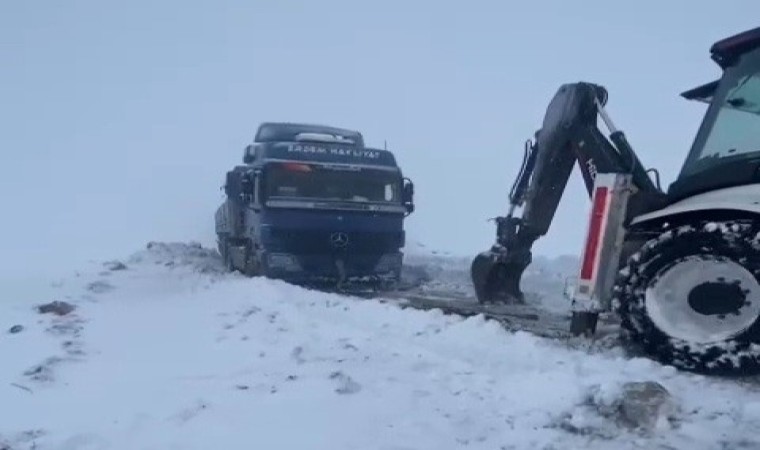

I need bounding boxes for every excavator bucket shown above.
[471,249,528,304]
[468,131,541,305]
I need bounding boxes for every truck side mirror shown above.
[241,172,254,195]
[251,172,262,210]
[224,171,238,197]
[225,169,258,205]
[402,178,415,214]
[242,145,255,164]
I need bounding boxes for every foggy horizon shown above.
[3,1,759,278]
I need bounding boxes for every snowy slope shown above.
[2,242,760,450]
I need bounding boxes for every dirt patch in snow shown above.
[37,301,75,316]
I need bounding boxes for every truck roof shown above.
[254,122,365,147]
[710,26,760,68]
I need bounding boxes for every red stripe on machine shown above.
[580,186,609,280]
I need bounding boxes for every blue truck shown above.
[215,122,415,288]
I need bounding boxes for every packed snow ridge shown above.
[2,242,760,449]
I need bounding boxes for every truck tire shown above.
[612,219,760,375]
[242,247,260,277]
[223,240,236,273]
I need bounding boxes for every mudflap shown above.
[335,258,349,291]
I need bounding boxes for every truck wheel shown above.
[223,241,237,273]
[242,251,260,277]
[612,220,760,375]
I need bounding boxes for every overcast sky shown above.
[2,0,759,278]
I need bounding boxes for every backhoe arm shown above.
[471,82,664,303]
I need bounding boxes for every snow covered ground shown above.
[3,242,760,450]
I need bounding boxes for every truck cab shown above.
[215,122,415,287]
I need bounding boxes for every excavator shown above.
[469,25,760,375]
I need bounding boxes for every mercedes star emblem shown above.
[330,232,349,247]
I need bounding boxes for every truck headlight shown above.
[375,253,402,271]
[268,253,301,271]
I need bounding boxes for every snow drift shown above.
[2,242,760,450]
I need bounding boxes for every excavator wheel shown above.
[613,219,760,375]
[471,251,525,304]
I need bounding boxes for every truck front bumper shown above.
[261,251,403,283]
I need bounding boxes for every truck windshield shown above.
[680,47,760,177]
[266,163,401,203]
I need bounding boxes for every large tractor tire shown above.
[612,219,760,375]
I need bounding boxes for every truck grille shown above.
[267,229,403,253]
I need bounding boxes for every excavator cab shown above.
[670,49,760,202]
[471,26,760,375]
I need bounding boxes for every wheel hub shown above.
[645,256,760,343]
[688,281,747,317]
